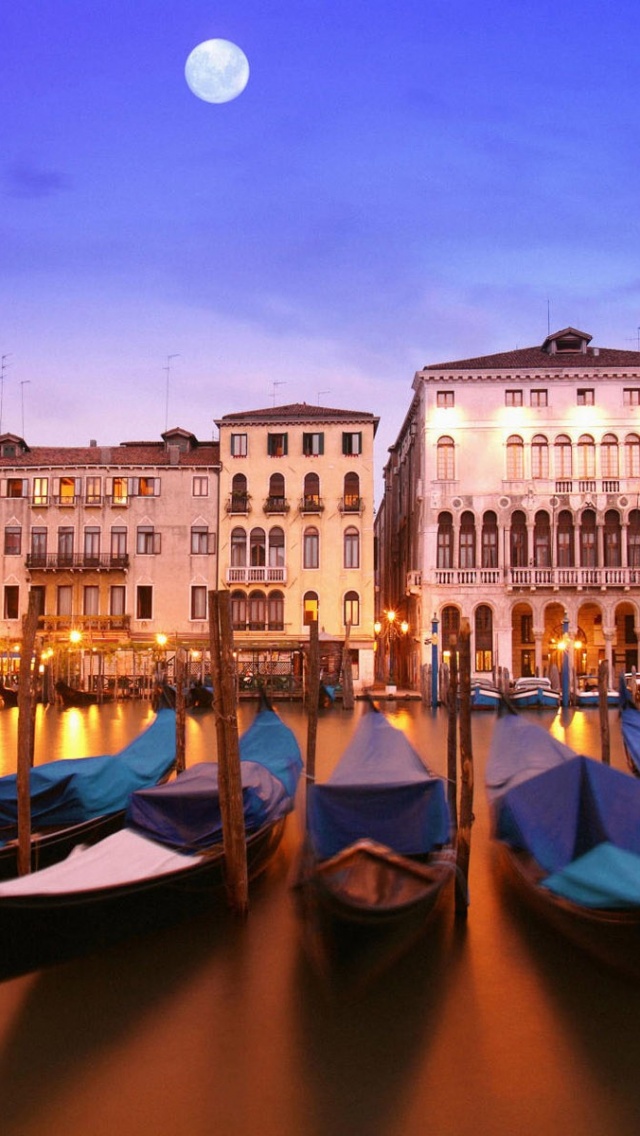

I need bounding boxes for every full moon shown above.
[185,39,250,104]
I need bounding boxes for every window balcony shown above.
[263,496,290,515]
[299,496,324,514]
[338,496,363,515]
[38,614,131,635]
[226,494,251,515]
[429,565,640,590]
[26,553,130,571]
[226,566,287,585]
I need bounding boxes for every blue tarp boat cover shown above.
[127,706,302,851]
[307,708,451,860]
[0,707,177,832]
[619,675,640,775]
[488,713,640,907]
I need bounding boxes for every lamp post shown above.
[374,609,409,692]
[561,611,570,709]
[431,612,439,709]
[69,628,82,686]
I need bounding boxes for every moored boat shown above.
[575,676,619,708]
[486,706,640,979]
[470,678,502,711]
[511,676,560,710]
[54,680,115,707]
[0,697,302,977]
[619,675,640,776]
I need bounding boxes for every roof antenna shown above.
[0,354,12,436]
[20,379,30,437]
[547,299,551,335]
[317,390,330,405]
[164,354,180,432]
[271,380,286,406]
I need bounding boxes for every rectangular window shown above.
[577,389,594,406]
[110,585,126,617]
[231,434,248,457]
[436,391,454,408]
[84,527,100,562]
[624,389,640,407]
[85,476,102,505]
[191,526,215,554]
[505,390,523,407]
[3,585,18,620]
[56,476,78,505]
[530,389,548,407]
[302,432,324,456]
[136,585,153,620]
[110,526,127,562]
[4,526,21,555]
[83,585,99,616]
[192,476,209,496]
[58,527,74,565]
[57,584,72,617]
[111,477,128,506]
[521,614,533,643]
[303,596,318,624]
[303,530,319,569]
[267,432,288,457]
[3,478,27,498]
[190,586,207,621]
[136,526,161,554]
[31,527,47,565]
[32,477,49,506]
[342,432,362,456]
[135,476,160,497]
[475,649,493,672]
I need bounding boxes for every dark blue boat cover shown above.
[307,708,450,860]
[619,675,640,775]
[0,707,177,833]
[127,706,302,850]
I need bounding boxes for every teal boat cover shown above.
[488,713,640,908]
[307,707,451,860]
[0,707,177,835]
[127,706,302,851]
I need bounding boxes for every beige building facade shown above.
[378,327,640,692]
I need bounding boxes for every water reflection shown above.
[0,701,637,1135]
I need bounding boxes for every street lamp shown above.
[374,609,409,691]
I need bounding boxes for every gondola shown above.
[0,703,177,879]
[486,704,640,979]
[470,678,502,711]
[293,702,456,984]
[0,696,302,977]
[0,682,18,708]
[54,680,115,707]
[510,676,560,710]
[619,674,640,776]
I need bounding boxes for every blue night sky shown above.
[2,0,640,500]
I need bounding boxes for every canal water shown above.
[0,699,638,1136]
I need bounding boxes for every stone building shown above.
[377,327,640,691]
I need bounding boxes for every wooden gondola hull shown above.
[494,842,640,981]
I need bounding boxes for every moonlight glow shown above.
[184,39,250,104]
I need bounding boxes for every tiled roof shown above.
[422,345,640,372]
[0,440,219,469]
[217,402,379,427]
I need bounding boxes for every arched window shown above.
[303,472,320,509]
[626,434,640,478]
[343,472,360,511]
[506,436,524,480]
[459,511,476,569]
[554,434,572,479]
[230,590,247,630]
[534,511,551,567]
[303,591,318,625]
[230,473,248,512]
[268,526,285,567]
[303,527,319,569]
[475,605,493,671]
[267,473,286,510]
[249,527,266,567]
[531,435,549,479]
[231,527,246,567]
[556,510,574,567]
[441,606,460,656]
[577,434,595,478]
[481,511,498,568]
[580,509,597,567]
[601,434,619,478]
[344,590,360,627]
[510,510,527,567]
[268,590,284,631]
[629,510,640,568]
[604,509,621,567]
[437,512,453,569]
[344,526,360,568]
[437,436,455,480]
[248,590,266,631]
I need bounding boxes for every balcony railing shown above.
[338,496,363,514]
[26,553,129,571]
[263,496,290,515]
[38,615,131,634]
[226,567,287,585]
[430,566,639,589]
[298,496,324,514]
[226,494,251,514]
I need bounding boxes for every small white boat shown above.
[511,676,560,710]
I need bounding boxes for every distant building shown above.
[377,327,640,691]
[215,402,378,695]
[0,427,219,688]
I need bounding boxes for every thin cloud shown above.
[4,162,70,199]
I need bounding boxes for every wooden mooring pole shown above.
[17,592,40,876]
[175,647,186,774]
[306,619,320,794]
[598,658,610,765]
[455,619,473,917]
[447,639,458,831]
[208,590,248,916]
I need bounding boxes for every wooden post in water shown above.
[306,619,320,791]
[17,592,40,876]
[598,658,611,765]
[208,590,248,916]
[455,619,473,917]
[175,647,186,774]
[447,638,458,830]
[340,622,354,710]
